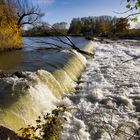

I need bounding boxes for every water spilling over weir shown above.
[0,40,95,131]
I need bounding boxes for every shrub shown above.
[19,105,68,140]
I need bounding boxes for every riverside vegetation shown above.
[0,1,22,51]
[19,105,68,140]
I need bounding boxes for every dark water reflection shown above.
[0,37,88,73]
[0,50,23,72]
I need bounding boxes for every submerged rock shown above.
[0,71,7,78]
[13,71,26,78]
[0,126,25,140]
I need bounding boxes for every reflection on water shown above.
[0,50,23,72]
[22,37,87,51]
[9,50,74,73]
[0,37,88,72]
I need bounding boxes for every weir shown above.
[0,41,95,131]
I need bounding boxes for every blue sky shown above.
[34,0,128,25]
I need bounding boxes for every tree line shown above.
[23,16,140,38]
[68,16,129,36]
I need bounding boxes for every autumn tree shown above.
[114,18,130,33]
[0,0,22,51]
[0,0,43,51]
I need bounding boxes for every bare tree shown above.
[2,0,44,28]
[15,0,44,28]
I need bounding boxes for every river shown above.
[0,37,140,140]
[0,36,94,131]
[0,37,88,72]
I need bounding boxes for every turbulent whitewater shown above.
[59,40,140,140]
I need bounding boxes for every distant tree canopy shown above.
[68,18,82,35]
[23,21,68,36]
[68,16,130,36]
[23,16,133,37]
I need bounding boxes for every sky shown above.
[33,0,138,27]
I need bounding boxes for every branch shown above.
[126,12,140,18]
[129,127,140,140]
[113,7,134,15]
[48,36,72,47]
[17,11,43,28]
[19,16,39,27]
[49,25,94,57]
[122,56,140,63]
[113,0,140,19]
[35,40,63,49]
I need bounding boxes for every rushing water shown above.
[0,37,140,140]
[59,39,140,140]
[0,37,95,131]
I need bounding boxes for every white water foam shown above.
[60,40,140,140]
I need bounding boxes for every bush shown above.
[0,3,22,51]
[19,105,68,140]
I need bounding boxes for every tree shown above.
[125,0,140,18]
[81,17,93,35]
[68,18,82,35]
[115,0,140,21]
[52,22,67,35]
[52,22,67,30]
[14,0,44,28]
[1,0,44,29]
[0,0,43,51]
[68,16,123,36]
[114,18,130,33]
[0,0,22,51]
[1,0,43,28]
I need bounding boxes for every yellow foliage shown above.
[19,105,68,140]
[0,3,22,51]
